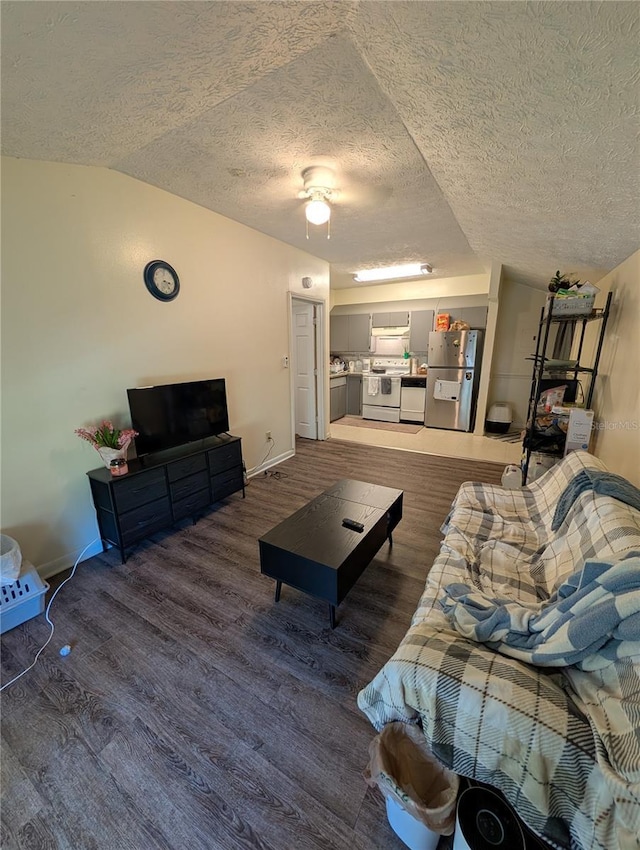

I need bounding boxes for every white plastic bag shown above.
[364,722,459,835]
[0,534,22,583]
[501,465,522,489]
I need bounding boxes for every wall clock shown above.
[144,260,180,302]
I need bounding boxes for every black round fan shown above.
[455,785,527,850]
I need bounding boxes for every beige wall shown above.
[1,157,329,574]
[578,250,640,484]
[331,271,490,305]
[489,279,546,427]
[474,262,502,435]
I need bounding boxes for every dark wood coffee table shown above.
[258,479,403,628]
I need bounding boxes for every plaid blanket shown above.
[552,470,640,531]
[358,453,640,850]
[440,553,640,671]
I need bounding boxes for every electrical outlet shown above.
[266,430,272,441]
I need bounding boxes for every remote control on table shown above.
[342,518,365,532]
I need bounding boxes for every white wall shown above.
[489,280,546,427]
[0,157,329,574]
[577,250,640,484]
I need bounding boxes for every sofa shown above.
[358,451,640,850]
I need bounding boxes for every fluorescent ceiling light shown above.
[353,263,433,283]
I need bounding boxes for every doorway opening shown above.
[290,294,325,441]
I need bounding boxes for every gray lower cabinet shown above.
[346,374,362,415]
[330,376,347,421]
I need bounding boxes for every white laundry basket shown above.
[0,540,49,634]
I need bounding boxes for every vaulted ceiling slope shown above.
[2,1,638,289]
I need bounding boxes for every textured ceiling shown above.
[2,1,638,289]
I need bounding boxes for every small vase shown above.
[97,446,128,474]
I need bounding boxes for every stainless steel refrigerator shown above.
[425,330,483,431]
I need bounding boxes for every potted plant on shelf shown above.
[75,420,137,475]
[549,270,581,293]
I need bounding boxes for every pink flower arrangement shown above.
[75,420,138,451]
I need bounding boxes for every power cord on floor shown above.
[259,436,275,467]
[263,468,288,480]
[258,437,288,480]
[0,537,99,693]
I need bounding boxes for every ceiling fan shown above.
[295,162,393,239]
[297,165,339,237]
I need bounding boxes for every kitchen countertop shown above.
[331,371,428,378]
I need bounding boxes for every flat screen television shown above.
[127,378,229,457]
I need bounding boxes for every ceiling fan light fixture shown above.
[299,166,336,237]
[352,263,434,283]
[305,197,331,225]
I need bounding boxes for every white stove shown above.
[369,358,411,376]
[362,359,408,422]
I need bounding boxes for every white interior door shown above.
[292,299,317,439]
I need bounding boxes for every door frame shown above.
[288,292,326,442]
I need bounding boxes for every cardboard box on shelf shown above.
[564,408,594,456]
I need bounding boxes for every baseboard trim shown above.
[36,538,105,581]
[247,447,295,478]
[34,449,295,580]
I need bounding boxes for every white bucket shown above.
[385,796,440,850]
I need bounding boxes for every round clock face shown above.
[144,260,180,301]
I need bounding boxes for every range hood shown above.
[371,326,410,337]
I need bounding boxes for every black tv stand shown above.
[87,434,244,563]
[138,433,236,468]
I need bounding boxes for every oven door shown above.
[363,378,402,419]
[362,376,402,409]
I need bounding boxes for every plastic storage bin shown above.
[485,402,513,434]
[0,565,49,634]
[544,293,595,318]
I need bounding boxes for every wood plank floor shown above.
[1,438,503,850]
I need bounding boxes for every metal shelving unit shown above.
[521,291,612,485]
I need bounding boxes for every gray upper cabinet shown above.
[438,305,488,329]
[409,310,434,354]
[460,306,488,329]
[348,314,370,352]
[330,313,370,353]
[372,311,409,328]
[330,315,349,352]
